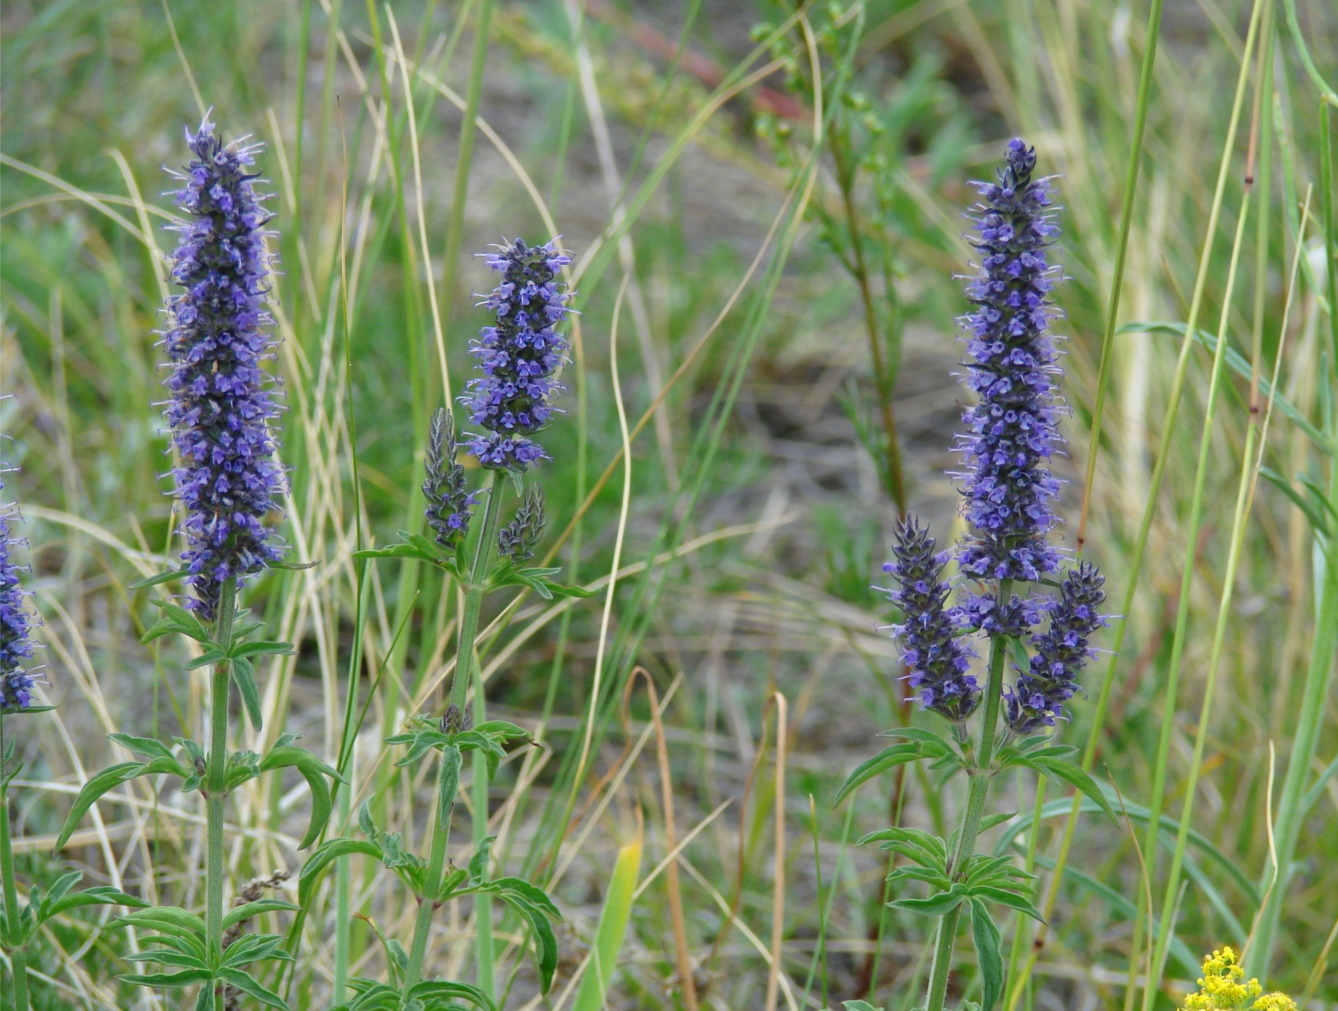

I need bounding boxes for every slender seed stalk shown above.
[403,477,503,993]
[1,717,31,1010]
[206,577,238,1011]
[924,579,1013,1011]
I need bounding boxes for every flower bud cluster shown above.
[1,475,40,712]
[423,408,476,552]
[497,486,546,564]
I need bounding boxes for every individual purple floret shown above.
[161,116,286,621]
[423,408,475,551]
[884,518,979,722]
[954,138,1064,583]
[462,239,572,472]
[1,475,41,712]
[1004,562,1106,733]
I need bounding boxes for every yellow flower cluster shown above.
[1178,948,1297,1011]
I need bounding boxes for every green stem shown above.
[403,477,504,993]
[206,578,238,1011]
[1,717,31,1010]
[924,579,1013,1011]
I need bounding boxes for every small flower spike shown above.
[423,408,476,552]
[885,517,978,722]
[1,473,41,712]
[463,239,573,472]
[162,115,286,621]
[1004,561,1106,733]
[497,485,546,564]
[955,138,1064,583]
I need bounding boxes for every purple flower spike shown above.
[462,239,573,472]
[1004,561,1106,733]
[954,138,1064,583]
[1,473,42,712]
[885,517,979,723]
[162,116,286,621]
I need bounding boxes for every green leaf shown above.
[54,762,149,849]
[888,883,968,917]
[221,899,299,932]
[1028,756,1118,823]
[121,968,214,988]
[107,733,177,763]
[835,743,923,805]
[298,839,384,907]
[232,640,295,660]
[468,836,495,884]
[116,905,207,939]
[969,898,1004,1010]
[969,885,1045,923]
[407,981,498,1011]
[232,657,264,732]
[128,567,190,590]
[470,720,531,741]
[258,746,339,848]
[490,877,563,920]
[838,1003,884,1011]
[438,745,462,829]
[184,648,228,671]
[43,886,148,923]
[875,727,954,755]
[216,967,291,1008]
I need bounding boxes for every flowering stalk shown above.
[352,241,572,1003]
[1,477,40,1008]
[161,117,286,1011]
[844,141,1110,1011]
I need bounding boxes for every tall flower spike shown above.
[884,517,978,722]
[1004,561,1106,733]
[162,116,286,621]
[955,138,1064,583]
[1,471,41,712]
[463,239,572,471]
[423,407,475,551]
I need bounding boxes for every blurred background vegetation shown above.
[1,0,1335,1008]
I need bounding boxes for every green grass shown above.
[1,0,1336,1008]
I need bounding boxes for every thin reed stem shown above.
[1,717,31,1010]
[403,475,503,994]
[206,577,238,1011]
[924,579,1013,1011]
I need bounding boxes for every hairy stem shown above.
[404,476,504,993]
[924,579,1013,1011]
[1,717,31,1010]
[206,577,238,1011]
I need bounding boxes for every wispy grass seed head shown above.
[161,115,286,620]
[464,238,572,472]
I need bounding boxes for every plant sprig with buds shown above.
[835,141,1114,1011]
[319,239,587,1009]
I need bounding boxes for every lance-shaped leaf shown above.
[969,898,1004,1011]
[835,743,924,806]
[216,967,290,1008]
[888,882,968,917]
[54,756,188,850]
[408,980,498,1011]
[258,746,341,848]
[298,839,384,907]
[221,899,299,932]
[999,750,1117,823]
